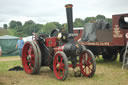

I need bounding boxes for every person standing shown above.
[16,37,24,58]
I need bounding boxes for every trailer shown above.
[78,14,128,61]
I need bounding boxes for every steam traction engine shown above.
[22,4,96,80]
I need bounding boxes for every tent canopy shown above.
[0,35,19,56]
[0,35,19,39]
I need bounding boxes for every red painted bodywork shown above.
[112,14,128,46]
[45,37,57,47]
[74,30,83,41]
[45,36,65,53]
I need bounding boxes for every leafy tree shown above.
[23,21,42,36]
[23,24,35,36]
[73,18,84,27]
[106,18,112,24]
[9,20,22,29]
[24,20,35,26]
[52,22,62,29]
[9,20,17,29]
[16,21,22,27]
[8,20,23,36]
[41,22,57,34]
[21,20,42,36]
[84,17,96,23]
[3,24,8,29]
[23,20,35,36]
[96,15,106,19]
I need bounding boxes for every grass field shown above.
[0,57,128,85]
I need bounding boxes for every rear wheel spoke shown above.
[87,57,91,63]
[88,66,92,74]
[28,46,32,55]
[60,57,63,63]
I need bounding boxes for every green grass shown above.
[0,57,128,85]
[0,60,21,72]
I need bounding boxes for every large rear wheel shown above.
[102,49,118,61]
[22,41,41,74]
[32,41,42,73]
[53,51,68,80]
[80,50,96,77]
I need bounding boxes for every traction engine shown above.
[22,4,96,80]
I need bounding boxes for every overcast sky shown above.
[0,0,128,27]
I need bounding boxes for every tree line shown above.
[3,14,112,37]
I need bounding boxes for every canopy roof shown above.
[0,35,19,39]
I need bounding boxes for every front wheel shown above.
[80,50,96,77]
[53,51,68,80]
[22,41,41,74]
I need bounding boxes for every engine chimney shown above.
[65,4,73,33]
